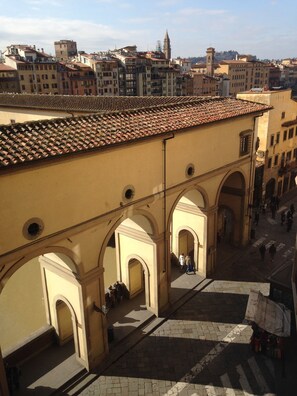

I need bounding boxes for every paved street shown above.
[64,192,297,396]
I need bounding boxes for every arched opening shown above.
[56,300,74,346]
[0,250,84,391]
[217,171,246,262]
[128,258,145,298]
[217,206,234,243]
[101,213,157,343]
[178,229,194,262]
[170,188,207,279]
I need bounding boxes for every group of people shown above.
[105,281,129,310]
[250,322,284,359]
[254,198,295,232]
[178,253,195,274]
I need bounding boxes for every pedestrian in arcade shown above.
[179,253,185,271]
[254,211,260,226]
[185,255,194,274]
[269,243,276,262]
[287,216,293,232]
[259,244,266,261]
[280,211,286,226]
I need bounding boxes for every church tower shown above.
[206,47,215,77]
[163,30,171,60]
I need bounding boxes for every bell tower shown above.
[206,47,215,77]
[163,30,171,60]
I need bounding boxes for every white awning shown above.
[245,289,291,337]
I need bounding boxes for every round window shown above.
[122,185,135,202]
[186,164,195,177]
[23,218,44,240]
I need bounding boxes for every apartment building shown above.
[237,88,297,203]
[4,45,59,94]
[146,52,177,96]
[0,63,20,93]
[54,40,77,61]
[112,48,138,96]
[77,52,120,96]
[57,61,97,95]
[172,58,192,73]
[217,57,270,96]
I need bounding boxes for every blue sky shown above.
[1,0,296,60]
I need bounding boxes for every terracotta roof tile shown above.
[0,93,211,113]
[0,97,271,169]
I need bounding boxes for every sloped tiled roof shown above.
[0,93,209,113]
[0,97,271,169]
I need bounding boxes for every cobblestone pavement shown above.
[74,191,297,396]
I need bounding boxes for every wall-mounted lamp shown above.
[93,302,108,315]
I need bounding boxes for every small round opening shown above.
[27,222,40,237]
[23,217,44,240]
[125,188,134,200]
[186,164,195,177]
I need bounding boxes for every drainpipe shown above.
[162,133,175,273]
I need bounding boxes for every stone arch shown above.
[125,254,150,308]
[169,187,208,276]
[52,295,80,355]
[216,170,247,247]
[0,247,88,378]
[39,253,88,368]
[176,226,199,270]
[98,210,158,315]
[0,246,81,291]
[98,209,159,270]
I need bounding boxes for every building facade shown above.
[0,96,270,389]
[4,45,59,94]
[217,58,270,96]
[237,89,297,203]
[0,64,20,93]
[57,61,97,96]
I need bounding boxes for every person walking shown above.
[280,211,286,226]
[179,253,185,271]
[259,244,266,261]
[290,203,295,215]
[269,243,276,262]
[287,216,293,232]
[254,210,260,226]
[185,255,195,274]
[185,255,191,273]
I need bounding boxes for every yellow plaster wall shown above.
[0,109,66,125]
[0,258,47,351]
[0,115,255,258]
